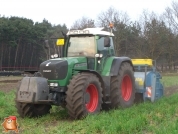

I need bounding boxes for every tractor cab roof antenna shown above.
[109,22,114,35]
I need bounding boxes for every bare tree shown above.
[162,1,178,68]
[70,16,95,30]
[140,11,168,59]
[96,6,130,27]
[96,6,132,56]
[164,1,178,32]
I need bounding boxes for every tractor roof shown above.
[67,27,114,36]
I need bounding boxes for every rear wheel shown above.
[110,62,135,108]
[15,80,51,118]
[66,73,102,119]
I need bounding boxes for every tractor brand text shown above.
[68,30,90,35]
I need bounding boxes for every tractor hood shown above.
[40,57,87,80]
[59,57,87,65]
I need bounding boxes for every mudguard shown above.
[16,77,49,103]
[110,57,134,76]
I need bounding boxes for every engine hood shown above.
[55,57,87,65]
[40,57,87,80]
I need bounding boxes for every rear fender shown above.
[110,57,134,76]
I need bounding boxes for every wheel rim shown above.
[121,75,132,101]
[85,84,98,112]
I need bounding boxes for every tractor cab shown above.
[55,27,115,71]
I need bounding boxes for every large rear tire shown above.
[110,62,135,108]
[66,73,102,119]
[15,81,51,118]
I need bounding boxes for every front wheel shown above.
[66,73,102,119]
[16,103,51,118]
[110,62,135,108]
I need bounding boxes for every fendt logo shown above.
[46,62,51,66]
[43,70,51,72]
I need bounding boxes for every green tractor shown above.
[16,26,135,119]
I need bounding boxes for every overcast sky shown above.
[0,0,174,28]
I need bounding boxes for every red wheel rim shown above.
[85,84,98,112]
[121,75,132,101]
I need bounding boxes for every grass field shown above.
[161,75,178,87]
[0,75,178,134]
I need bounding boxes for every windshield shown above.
[67,36,96,57]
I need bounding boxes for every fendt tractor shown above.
[15,25,164,119]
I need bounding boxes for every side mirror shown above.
[104,37,110,47]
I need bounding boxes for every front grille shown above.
[40,60,68,80]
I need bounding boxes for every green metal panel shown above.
[101,57,114,76]
[95,35,115,75]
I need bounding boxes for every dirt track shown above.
[0,80,18,92]
[0,79,178,97]
[164,85,178,96]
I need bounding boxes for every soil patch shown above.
[0,80,18,83]
[0,82,18,92]
[164,85,178,97]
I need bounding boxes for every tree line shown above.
[0,1,178,71]
[0,17,67,71]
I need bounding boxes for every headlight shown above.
[54,54,58,58]
[99,54,103,58]
[54,83,58,87]
[51,55,54,58]
[51,54,58,59]
[95,53,103,58]
[95,54,99,58]
[50,83,58,87]
[50,83,54,86]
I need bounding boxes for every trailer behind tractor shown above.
[15,25,163,119]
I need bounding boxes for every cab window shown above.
[67,36,96,57]
[96,36,114,56]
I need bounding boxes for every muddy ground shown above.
[0,80,18,93]
[0,79,178,97]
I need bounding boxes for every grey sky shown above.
[0,0,173,28]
